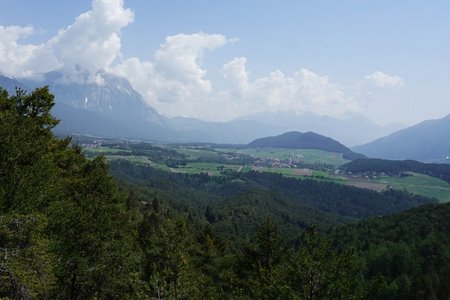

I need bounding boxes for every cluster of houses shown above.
[80,140,102,149]
[252,158,298,169]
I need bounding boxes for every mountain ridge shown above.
[2,75,435,150]
[353,114,450,162]
[237,111,404,146]
[247,131,366,160]
[4,73,179,141]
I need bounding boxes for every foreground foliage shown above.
[330,202,450,299]
[0,87,141,298]
[1,87,448,299]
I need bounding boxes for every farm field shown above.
[175,147,222,160]
[174,162,242,176]
[340,173,450,202]
[375,172,450,203]
[81,142,450,202]
[220,148,349,166]
[344,180,388,192]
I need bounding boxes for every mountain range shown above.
[0,74,400,145]
[353,114,450,162]
[236,111,404,146]
[166,111,404,146]
[1,73,449,162]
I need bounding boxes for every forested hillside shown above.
[247,131,365,160]
[344,158,450,184]
[1,86,448,299]
[330,202,450,298]
[110,161,434,241]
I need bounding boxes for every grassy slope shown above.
[376,172,450,203]
[228,148,349,166]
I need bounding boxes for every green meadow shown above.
[376,172,450,203]
[84,144,450,202]
[229,148,349,166]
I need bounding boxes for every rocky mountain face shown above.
[39,72,164,125]
[15,72,174,140]
[1,74,407,146]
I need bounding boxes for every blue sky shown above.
[1,0,450,125]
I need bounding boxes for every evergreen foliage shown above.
[0,86,448,299]
[329,203,450,299]
[0,87,142,298]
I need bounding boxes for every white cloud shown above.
[111,52,359,121]
[109,32,236,116]
[0,26,55,78]
[155,33,231,84]
[153,33,234,102]
[47,0,134,83]
[363,71,404,88]
[222,57,250,95]
[219,57,359,119]
[0,0,133,82]
[0,0,403,122]
[355,71,405,107]
[109,57,156,100]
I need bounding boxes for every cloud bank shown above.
[222,57,357,117]
[0,0,404,121]
[0,0,133,83]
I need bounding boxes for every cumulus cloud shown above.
[48,0,133,83]
[0,0,403,121]
[222,57,250,95]
[0,26,55,78]
[363,71,404,88]
[153,33,234,102]
[109,57,156,100]
[0,0,133,82]
[220,57,359,119]
[111,51,358,120]
[109,32,236,115]
[355,71,405,107]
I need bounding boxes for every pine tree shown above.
[285,226,366,300]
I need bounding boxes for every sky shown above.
[1,0,450,125]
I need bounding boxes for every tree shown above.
[145,217,203,299]
[236,219,287,299]
[285,227,366,300]
[1,87,143,298]
[0,213,55,299]
[0,87,61,213]
[48,156,142,299]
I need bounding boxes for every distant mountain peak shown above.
[34,71,165,125]
[234,110,404,146]
[0,75,30,94]
[1,74,181,141]
[353,114,450,162]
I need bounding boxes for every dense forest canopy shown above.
[0,86,449,299]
